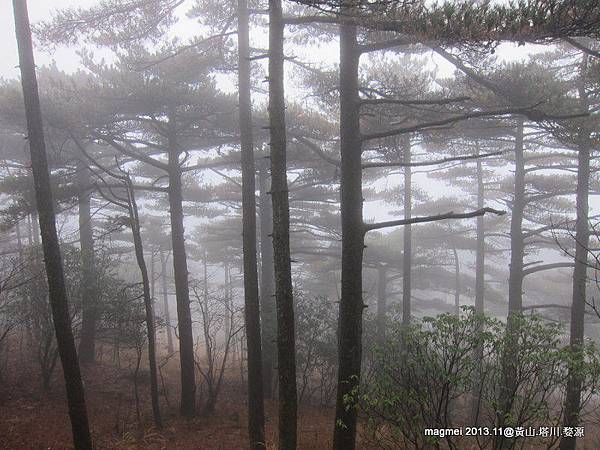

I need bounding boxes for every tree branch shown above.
[359,95,470,106]
[362,150,504,169]
[363,207,506,233]
[361,106,587,141]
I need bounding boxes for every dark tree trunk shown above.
[160,250,175,355]
[401,138,412,327]
[496,117,525,448]
[259,161,276,399]
[376,265,387,345]
[12,1,92,448]
[333,20,363,450]
[238,0,266,445]
[167,122,196,417]
[268,0,297,446]
[126,181,162,429]
[77,166,97,365]
[560,56,591,450]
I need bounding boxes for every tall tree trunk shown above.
[160,250,174,355]
[238,0,266,444]
[12,1,92,448]
[333,20,363,450]
[471,151,486,424]
[77,166,97,365]
[475,155,485,315]
[224,262,231,338]
[401,138,412,327]
[126,181,162,429]
[452,247,460,316]
[268,0,297,446]
[560,55,591,450]
[151,250,156,303]
[496,117,525,449]
[167,122,196,417]
[376,265,387,345]
[507,118,525,316]
[259,161,276,399]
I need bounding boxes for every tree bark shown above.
[496,117,525,449]
[77,166,97,365]
[160,250,175,355]
[507,118,525,317]
[269,0,298,446]
[259,161,276,399]
[12,1,92,447]
[401,137,412,327]
[167,119,196,417]
[238,0,266,445]
[333,20,363,450]
[560,55,591,450]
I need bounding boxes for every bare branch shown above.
[362,150,504,169]
[363,207,506,233]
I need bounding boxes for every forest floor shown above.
[0,356,333,450]
[4,355,600,449]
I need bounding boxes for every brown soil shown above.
[0,358,333,450]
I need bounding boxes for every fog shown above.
[0,1,599,449]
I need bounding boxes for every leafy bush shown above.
[358,307,600,450]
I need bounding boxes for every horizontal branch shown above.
[522,262,575,276]
[359,95,470,107]
[361,106,587,141]
[282,15,339,25]
[363,207,506,233]
[362,150,504,169]
[358,37,413,53]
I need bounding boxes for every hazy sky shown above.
[0,1,98,79]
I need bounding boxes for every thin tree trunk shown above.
[160,250,174,355]
[151,250,156,303]
[259,161,276,399]
[333,19,363,450]
[12,1,92,447]
[376,266,387,345]
[402,137,412,327]
[268,0,297,446]
[560,55,591,450]
[15,219,23,259]
[475,153,485,315]
[225,262,231,338]
[471,151,486,424]
[126,180,162,429]
[77,166,97,365]
[167,118,196,417]
[238,0,266,444]
[453,247,460,316]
